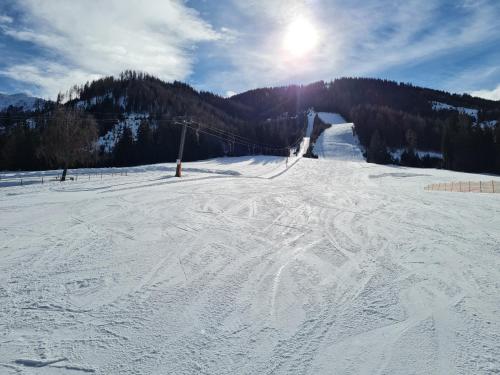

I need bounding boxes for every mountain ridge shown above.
[0,93,46,111]
[1,73,499,173]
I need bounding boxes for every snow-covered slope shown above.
[1,150,500,373]
[0,93,45,111]
[480,120,498,129]
[97,113,150,153]
[431,101,479,121]
[390,148,443,161]
[313,112,364,161]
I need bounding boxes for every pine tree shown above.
[367,130,391,164]
[136,120,153,164]
[114,127,134,166]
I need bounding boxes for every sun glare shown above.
[283,17,319,58]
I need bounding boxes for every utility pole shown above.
[175,121,188,177]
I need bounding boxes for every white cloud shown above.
[470,84,500,101]
[1,0,219,99]
[199,0,500,94]
[0,62,102,99]
[0,15,13,24]
[1,0,499,97]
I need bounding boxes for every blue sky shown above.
[0,0,499,100]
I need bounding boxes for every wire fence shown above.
[425,180,500,194]
[0,171,129,188]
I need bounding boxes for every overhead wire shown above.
[0,111,307,152]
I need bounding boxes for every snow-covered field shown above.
[1,120,500,374]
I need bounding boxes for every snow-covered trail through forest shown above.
[1,135,500,373]
[313,112,363,161]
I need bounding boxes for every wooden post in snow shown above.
[175,121,188,178]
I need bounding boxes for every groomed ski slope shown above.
[1,120,500,374]
[313,113,364,161]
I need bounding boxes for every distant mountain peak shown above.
[0,92,46,111]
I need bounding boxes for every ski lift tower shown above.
[175,119,188,177]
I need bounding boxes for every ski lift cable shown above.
[172,119,293,150]
[0,112,307,150]
[175,121,300,152]
[177,122,287,151]
[0,112,298,149]
[178,120,305,151]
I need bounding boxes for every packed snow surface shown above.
[316,112,347,125]
[1,125,500,374]
[313,113,364,161]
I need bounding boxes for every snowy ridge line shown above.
[0,93,45,111]
[431,101,479,121]
[390,148,443,161]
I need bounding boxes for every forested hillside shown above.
[0,72,304,171]
[231,78,500,173]
[1,74,499,173]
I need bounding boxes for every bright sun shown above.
[283,17,319,57]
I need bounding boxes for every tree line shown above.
[0,106,98,179]
[1,74,499,174]
[0,73,305,173]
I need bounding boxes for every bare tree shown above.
[38,107,98,181]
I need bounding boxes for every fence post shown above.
[468,181,471,192]
[480,181,482,193]
[492,180,495,193]
[42,176,44,184]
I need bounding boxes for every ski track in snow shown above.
[1,121,500,374]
